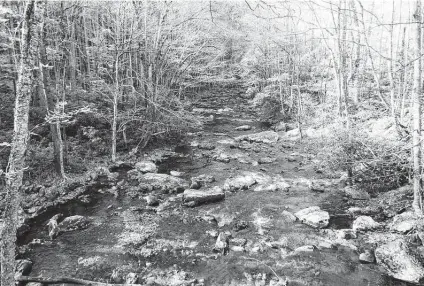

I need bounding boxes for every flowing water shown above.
[20,85,414,286]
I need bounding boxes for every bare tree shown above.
[412,0,423,215]
[1,1,42,285]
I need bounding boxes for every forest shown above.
[1,0,424,285]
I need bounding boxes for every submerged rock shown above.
[145,195,159,206]
[352,216,380,231]
[235,131,279,144]
[359,250,375,264]
[375,239,424,283]
[183,186,225,206]
[254,179,290,192]
[294,245,316,253]
[198,142,215,150]
[15,259,32,276]
[231,238,247,247]
[273,121,287,132]
[285,128,300,138]
[223,175,256,192]
[170,170,184,177]
[235,125,252,131]
[258,157,275,164]
[233,220,249,232]
[408,232,424,246]
[140,173,188,193]
[206,229,219,238]
[47,213,62,239]
[295,206,329,229]
[126,272,139,284]
[190,174,215,189]
[213,232,230,255]
[214,153,230,163]
[281,210,297,223]
[230,245,245,252]
[337,229,357,240]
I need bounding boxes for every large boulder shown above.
[235,131,279,144]
[375,239,424,284]
[223,175,256,192]
[58,215,90,232]
[254,179,290,192]
[295,206,329,228]
[183,186,225,206]
[135,161,157,173]
[352,216,381,231]
[139,173,188,193]
[343,186,370,200]
[389,211,424,234]
[90,166,118,182]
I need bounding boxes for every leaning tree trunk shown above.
[412,0,423,215]
[1,1,41,285]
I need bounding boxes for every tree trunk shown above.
[69,18,77,91]
[83,14,91,90]
[38,3,65,178]
[1,1,40,285]
[350,0,362,104]
[412,0,423,215]
[400,27,408,123]
[112,55,119,163]
[388,0,396,119]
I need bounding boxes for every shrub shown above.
[320,127,410,195]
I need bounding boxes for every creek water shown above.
[21,85,414,286]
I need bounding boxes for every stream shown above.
[20,85,412,286]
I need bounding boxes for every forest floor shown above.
[17,86,417,286]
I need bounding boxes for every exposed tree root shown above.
[16,275,142,286]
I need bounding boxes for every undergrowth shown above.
[318,126,410,195]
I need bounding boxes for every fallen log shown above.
[16,276,143,286]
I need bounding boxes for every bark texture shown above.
[1,1,41,285]
[412,0,423,215]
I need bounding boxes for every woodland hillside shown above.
[1,1,424,286]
